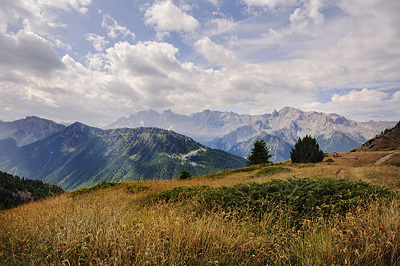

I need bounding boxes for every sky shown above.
[0,0,399,127]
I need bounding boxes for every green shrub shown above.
[325,158,334,163]
[125,182,150,194]
[71,182,117,197]
[201,165,265,179]
[150,178,393,221]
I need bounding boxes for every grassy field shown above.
[1,151,400,265]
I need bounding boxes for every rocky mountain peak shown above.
[162,109,174,115]
[0,116,65,147]
[280,106,302,114]
[66,122,88,130]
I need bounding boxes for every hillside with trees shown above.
[0,171,64,210]
[0,123,246,190]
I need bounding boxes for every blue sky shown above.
[0,0,399,126]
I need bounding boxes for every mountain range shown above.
[0,120,245,190]
[0,107,395,190]
[107,107,395,161]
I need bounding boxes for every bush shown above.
[290,135,325,163]
[150,178,393,221]
[179,170,192,180]
[125,182,150,194]
[71,182,117,197]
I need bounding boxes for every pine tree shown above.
[246,139,272,166]
[290,135,325,163]
[179,170,192,180]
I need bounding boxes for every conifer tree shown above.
[179,170,192,180]
[290,135,324,163]
[246,139,272,166]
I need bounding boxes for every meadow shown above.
[1,151,400,265]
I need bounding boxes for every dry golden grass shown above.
[1,151,400,265]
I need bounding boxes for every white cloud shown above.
[0,37,319,125]
[85,53,106,71]
[243,0,300,10]
[144,0,199,38]
[302,89,400,122]
[234,0,400,92]
[207,0,220,7]
[101,13,135,40]
[194,37,239,67]
[331,89,387,103]
[257,0,325,44]
[0,0,91,56]
[203,17,236,37]
[2,0,92,34]
[0,30,65,76]
[38,0,92,15]
[86,33,109,51]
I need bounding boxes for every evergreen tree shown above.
[179,170,192,180]
[290,135,325,163]
[246,139,272,166]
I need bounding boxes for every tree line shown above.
[0,171,64,210]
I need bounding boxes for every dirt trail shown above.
[373,153,395,165]
[336,169,344,179]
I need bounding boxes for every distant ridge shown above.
[108,107,394,161]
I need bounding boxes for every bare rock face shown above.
[12,190,33,203]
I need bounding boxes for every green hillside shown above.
[0,171,64,210]
[0,123,246,190]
